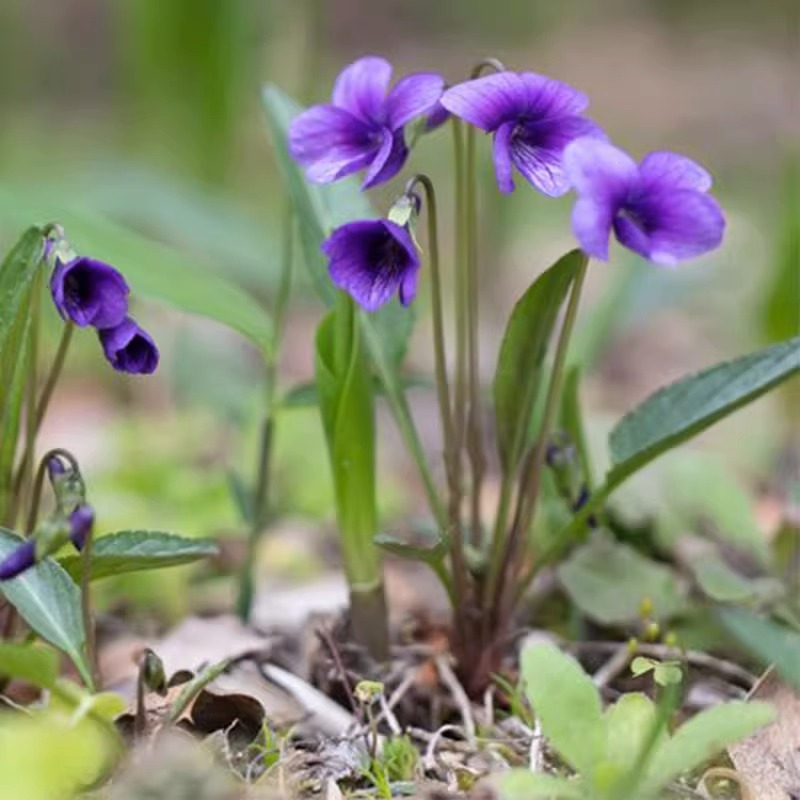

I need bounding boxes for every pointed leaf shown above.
[495,770,582,799]
[609,336,800,483]
[520,642,605,775]
[0,528,90,686]
[494,251,583,472]
[643,701,774,793]
[58,530,218,581]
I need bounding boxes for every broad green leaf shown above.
[642,701,774,793]
[0,226,45,348]
[520,642,605,776]
[558,534,687,625]
[0,642,59,688]
[495,770,581,799]
[691,552,782,604]
[58,530,218,581]
[493,251,582,472]
[0,528,90,686]
[0,189,273,355]
[718,607,800,689]
[560,366,593,487]
[281,374,432,410]
[314,296,381,588]
[261,85,414,367]
[609,336,800,483]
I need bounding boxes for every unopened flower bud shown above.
[0,540,36,580]
[141,648,167,696]
[69,504,94,551]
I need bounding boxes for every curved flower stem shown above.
[405,174,469,612]
[237,204,294,623]
[80,520,98,690]
[24,448,81,536]
[490,254,589,624]
[9,322,75,527]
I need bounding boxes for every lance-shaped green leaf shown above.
[0,227,45,521]
[315,295,387,657]
[609,336,800,484]
[493,250,582,472]
[261,85,413,367]
[0,528,91,686]
[58,530,218,581]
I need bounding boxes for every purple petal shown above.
[424,100,450,132]
[331,56,392,121]
[0,540,36,580]
[441,71,588,132]
[289,105,380,184]
[492,122,516,193]
[563,138,638,205]
[50,257,129,329]
[385,72,445,130]
[99,317,160,374]
[616,190,725,265]
[361,129,408,189]
[572,198,615,260]
[510,116,606,197]
[639,151,713,193]
[69,505,94,551]
[322,220,419,312]
[398,266,420,306]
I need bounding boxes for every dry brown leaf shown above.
[728,667,800,800]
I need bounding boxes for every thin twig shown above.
[592,647,632,689]
[315,628,359,718]
[435,655,476,747]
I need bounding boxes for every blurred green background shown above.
[0,0,796,616]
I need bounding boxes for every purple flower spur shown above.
[441,71,605,196]
[289,56,444,190]
[50,256,129,329]
[99,317,160,374]
[563,138,725,265]
[322,219,421,312]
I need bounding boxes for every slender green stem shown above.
[490,254,589,621]
[80,520,98,690]
[237,206,294,623]
[9,323,75,527]
[405,175,470,613]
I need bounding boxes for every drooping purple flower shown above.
[289,56,444,190]
[441,71,605,196]
[322,220,420,312]
[50,257,129,329]
[68,504,94,551]
[98,317,159,374]
[563,138,725,265]
[0,540,35,580]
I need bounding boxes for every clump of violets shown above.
[289,56,444,189]
[47,236,159,374]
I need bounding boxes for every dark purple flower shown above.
[441,71,605,196]
[424,100,450,132]
[98,317,159,374]
[69,504,94,551]
[0,540,35,580]
[563,139,725,265]
[289,56,444,190]
[50,257,129,329]
[322,220,420,312]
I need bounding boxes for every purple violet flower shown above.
[563,138,725,264]
[98,317,159,374]
[69,504,94,551]
[441,71,605,196]
[0,540,35,580]
[50,257,130,329]
[423,99,450,132]
[289,56,444,189]
[322,220,420,312]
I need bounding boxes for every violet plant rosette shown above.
[441,70,605,195]
[563,138,725,264]
[289,56,444,189]
[322,219,421,311]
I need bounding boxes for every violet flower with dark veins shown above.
[50,257,129,329]
[289,56,444,189]
[441,71,605,196]
[322,219,420,312]
[0,540,35,580]
[99,317,159,374]
[563,138,725,264]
